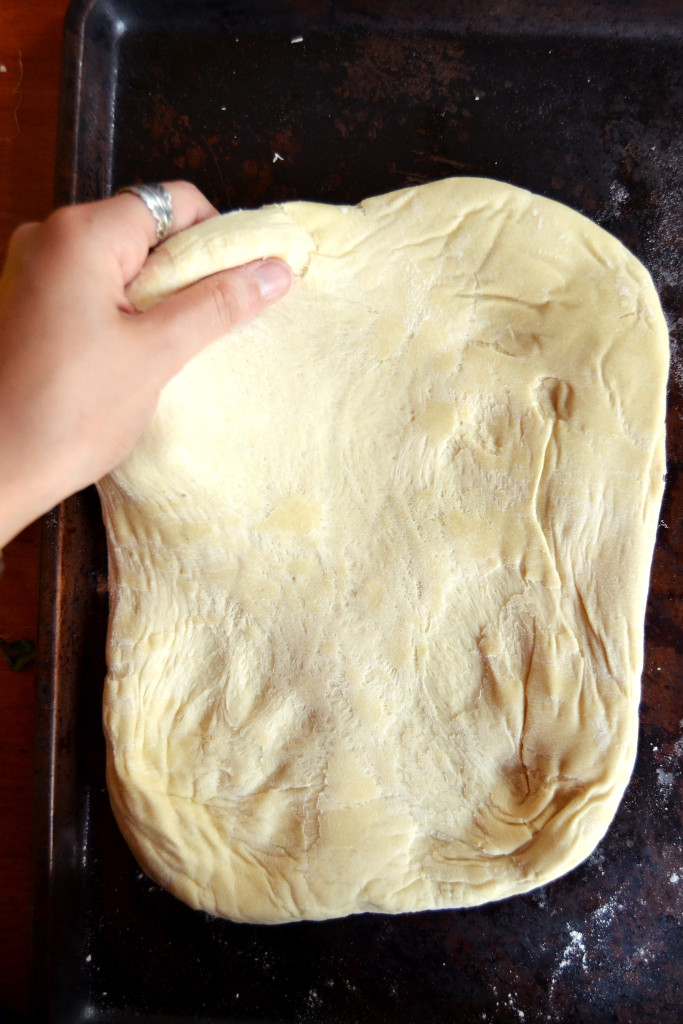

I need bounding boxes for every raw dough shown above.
[100,177,668,924]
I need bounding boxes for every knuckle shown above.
[45,203,102,247]
[6,203,98,265]
[10,220,40,243]
[210,274,247,332]
[36,203,104,267]
[7,220,40,256]
[45,203,81,237]
[38,205,85,256]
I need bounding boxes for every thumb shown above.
[135,257,293,372]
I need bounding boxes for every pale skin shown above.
[0,181,293,550]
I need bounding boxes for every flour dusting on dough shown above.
[100,178,669,924]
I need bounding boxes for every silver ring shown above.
[117,183,173,242]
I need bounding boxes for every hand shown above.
[0,182,293,548]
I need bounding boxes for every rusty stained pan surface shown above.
[34,0,682,1021]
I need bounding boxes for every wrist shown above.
[0,428,64,548]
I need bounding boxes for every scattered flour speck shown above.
[657,767,675,798]
[549,926,590,1009]
[563,930,587,971]
[592,893,618,927]
[307,987,322,1008]
[598,180,630,224]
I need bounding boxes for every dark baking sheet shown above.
[33,1,683,1021]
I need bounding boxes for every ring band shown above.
[117,183,173,242]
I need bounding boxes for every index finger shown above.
[110,178,222,278]
[76,181,222,285]
[113,180,219,250]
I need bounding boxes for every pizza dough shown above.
[99,177,668,924]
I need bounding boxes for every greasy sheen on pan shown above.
[99,178,668,924]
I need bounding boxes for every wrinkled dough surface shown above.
[100,177,668,924]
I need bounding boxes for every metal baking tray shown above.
[32,1,683,1020]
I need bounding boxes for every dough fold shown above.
[100,177,668,923]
